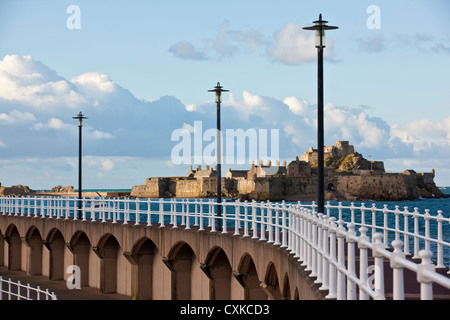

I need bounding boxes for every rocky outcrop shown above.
[0,184,34,196]
[51,185,75,193]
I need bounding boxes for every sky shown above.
[0,0,449,189]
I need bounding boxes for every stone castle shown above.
[131,141,446,201]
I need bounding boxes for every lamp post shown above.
[73,111,87,219]
[303,14,338,214]
[208,82,229,230]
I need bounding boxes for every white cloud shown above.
[266,22,334,65]
[33,117,74,131]
[0,110,36,124]
[390,117,450,152]
[89,129,114,140]
[169,41,207,60]
[0,55,86,109]
[101,158,114,171]
[284,96,311,116]
[0,54,448,188]
[71,72,116,98]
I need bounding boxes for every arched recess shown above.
[46,228,65,281]
[282,272,291,300]
[236,253,267,300]
[203,247,232,300]
[129,237,157,300]
[70,231,91,287]
[294,287,299,300]
[165,241,195,300]
[262,262,282,300]
[0,228,5,266]
[5,224,21,271]
[25,226,43,275]
[95,234,120,294]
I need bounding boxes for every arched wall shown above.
[0,214,324,300]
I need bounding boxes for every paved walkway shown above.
[0,267,130,300]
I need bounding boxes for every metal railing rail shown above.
[1,195,449,300]
[0,276,57,300]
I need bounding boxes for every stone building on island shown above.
[131,141,446,201]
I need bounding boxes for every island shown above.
[131,141,447,201]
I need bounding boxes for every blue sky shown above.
[0,0,449,189]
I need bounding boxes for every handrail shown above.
[0,276,57,300]
[0,195,449,300]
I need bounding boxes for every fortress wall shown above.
[335,174,418,201]
[237,179,255,194]
[171,179,202,198]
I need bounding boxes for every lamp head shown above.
[73,111,87,127]
[302,14,338,48]
[208,82,229,104]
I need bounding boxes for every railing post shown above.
[346,223,357,300]
[274,204,280,245]
[310,213,318,278]
[281,201,287,248]
[402,207,410,255]
[336,219,346,300]
[221,200,227,234]
[267,204,273,243]
[314,213,324,285]
[394,206,401,241]
[373,233,386,300]
[325,217,337,299]
[259,201,266,241]
[436,210,444,268]
[358,226,369,300]
[382,204,388,245]
[159,198,164,227]
[417,250,435,300]
[390,239,405,300]
[319,214,329,292]
[234,200,240,236]
[199,200,204,231]
[243,201,249,237]
[251,200,257,239]
[413,207,420,259]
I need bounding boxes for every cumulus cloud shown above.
[0,54,448,188]
[283,96,312,116]
[266,22,317,64]
[390,117,450,153]
[0,55,86,109]
[0,110,36,124]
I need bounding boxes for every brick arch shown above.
[25,225,43,275]
[263,262,282,300]
[203,246,232,300]
[129,237,158,300]
[46,228,65,281]
[5,224,21,271]
[0,228,4,266]
[166,241,196,300]
[237,253,267,300]
[69,230,91,287]
[282,272,291,300]
[95,233,122,294]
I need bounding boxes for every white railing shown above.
[0,195,449,300]
[0,276,57,300]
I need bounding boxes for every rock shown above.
[0,184,34,196]
[51,185,75,193]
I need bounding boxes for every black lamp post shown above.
[303,14,338,214]
[208,82,228,230]
[73,111,87,219]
